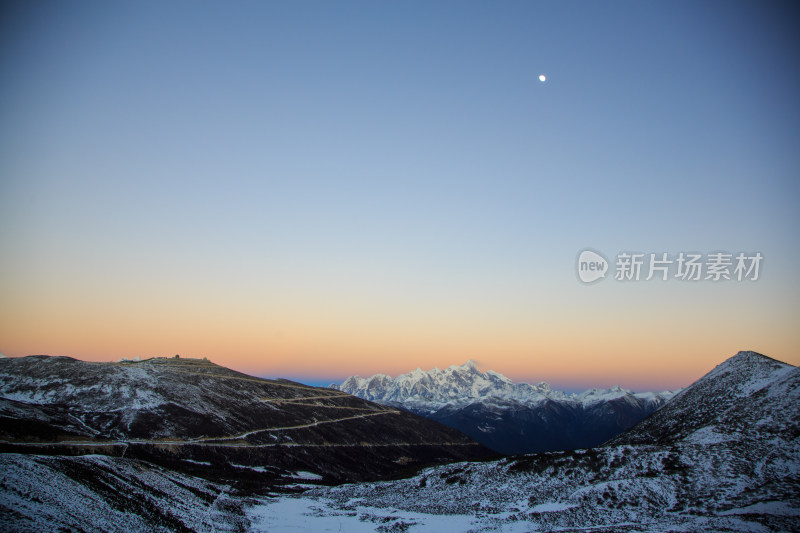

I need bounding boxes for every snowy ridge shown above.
[610,350,796,446]
[333,360,677,412]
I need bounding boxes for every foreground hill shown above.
[1,453,251,532]
[254,351,800,531]
[0,355,494,492]
[334,361,677,453]
[609,350,797,446]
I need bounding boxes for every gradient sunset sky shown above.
[1,1,798,391]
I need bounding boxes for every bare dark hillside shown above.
[0,355,495,492]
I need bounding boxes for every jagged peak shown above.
[445,360,480,372]
[486,370,512,383]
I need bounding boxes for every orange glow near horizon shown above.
[2,282,797,392]
[1,225,798,393]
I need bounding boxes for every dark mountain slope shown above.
[0,355,494,490]
[430,393,672,454]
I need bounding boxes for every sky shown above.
[1,0,798,391]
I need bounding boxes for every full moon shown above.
[538,74,546,82]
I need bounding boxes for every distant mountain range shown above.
[333,360,678,453]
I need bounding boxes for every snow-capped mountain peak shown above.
[450,360,479,372]
[333,362,676,412]
[333,362,681,454]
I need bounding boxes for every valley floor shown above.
[4,443,798,533]
[245,441,800,533]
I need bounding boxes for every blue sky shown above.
[1,1,798,389]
